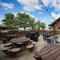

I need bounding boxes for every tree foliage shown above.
[28,17,36,30]
[35,20,41,30]
[2,12,15,27]
[17,12,30,30]
[41,22,46,30]
[2,12,46,30]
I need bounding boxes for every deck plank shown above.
[41,46,60,60]
[55,55,60,60]
[40,45,52,52]
[45,49,60,60]
[39,45,59,56]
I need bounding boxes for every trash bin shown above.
[43,33,50,40]
[26,32,39,42]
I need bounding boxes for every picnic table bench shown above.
[2,43,12,47]
[26,44,34,52]
[0,38,8,43]
[33,45,60,60]
[0,45,11,56]
[7,48,21,57]
[0,44,21,58]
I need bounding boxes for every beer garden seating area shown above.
[0,29,60,60]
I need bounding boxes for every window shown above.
[57,26,60,30]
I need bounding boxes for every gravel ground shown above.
[0,35,48,60]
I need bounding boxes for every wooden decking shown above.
[34,45,60,60]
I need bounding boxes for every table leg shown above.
[11,52,16,58]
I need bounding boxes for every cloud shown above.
[51,0,60,11]
[34,17,47,24]
[4,7,9,10]
[17,0,60,12]
[0,1,14,10]
[25,12,35,18]
[25,12,46,23]
[41,0,51,6]
[41,0,60,11]
[17,0,42,12]
[38,12,42,14]
[0,17,3,20]
[51,12,60,19]
[40,17,47,23]
[0,17,3,24]
[11,12,17,16]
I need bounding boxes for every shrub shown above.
[8,29,19,33]
[50,31,58,36]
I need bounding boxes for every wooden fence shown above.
[0,30,60,38]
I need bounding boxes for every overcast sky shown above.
[0,0,60,27]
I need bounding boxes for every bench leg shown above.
[35,57,43,60]
[11,52,17,58]
[37,58,43,60]
[7,51,17,58]
[28,47,34,52]
[3,40,7,43]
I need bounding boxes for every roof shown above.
[0,24,6,28]
[48,17,60,26]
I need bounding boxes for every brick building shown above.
[48,18,60,31]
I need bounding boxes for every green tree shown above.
[35,20,41,30]
[17,12,30,30]
[2,12,15,27]
[12,17,19,28]
[41,22,46,30]
[28,17,36,30]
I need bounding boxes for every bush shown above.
[50,31,58,36]
[8,29,19,33]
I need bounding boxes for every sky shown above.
[0,0,60,27]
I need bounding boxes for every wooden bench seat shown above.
[31,41,36,45]
[26,44,34,52]
[0,38,7,43]
[8,48,21,57]
[3,43,12,47]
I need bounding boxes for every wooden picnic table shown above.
[10,37,30,43]
[33,45,60,60]
[6,34,18,41]
[9,37,30,48]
